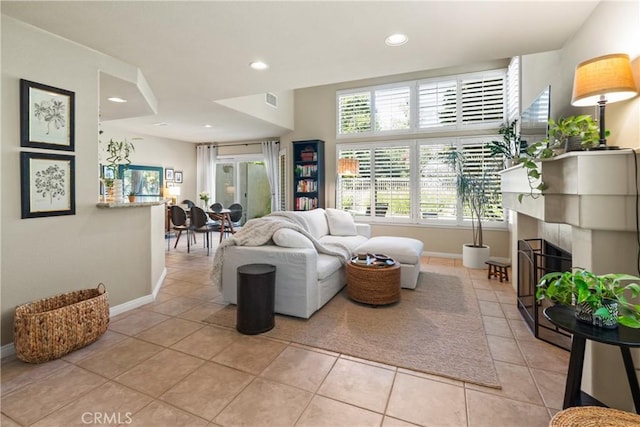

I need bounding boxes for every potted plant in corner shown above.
[536,268,640,328]
[442,148,500,269]
[105,138,135,203]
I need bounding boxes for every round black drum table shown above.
[543,305,640,412]
[236,264,276,335]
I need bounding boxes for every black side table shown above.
[543,305,640,412]
[236,264,276,335]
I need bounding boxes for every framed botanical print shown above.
[165,168,174,181]
[20,79,75,151]
[21,152,75,218]
[174,171,183,183]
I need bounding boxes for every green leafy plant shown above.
[486,119,528,162]
[548,115,603,150]
[105,138,135,179]
[536,268,640,328]
[442,148,499,248]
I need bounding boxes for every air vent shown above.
[265,92,278,108]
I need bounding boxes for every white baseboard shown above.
[423,251,461,259]
[2,268,169,360]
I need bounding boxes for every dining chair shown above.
[209,202,223,213]
[182,199,196,209]
[169,205,195,252]
[190,206,216,255]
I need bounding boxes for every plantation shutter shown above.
[460,73,505,124]
[506,56,520,121]
[372,146,411,217]
[417,79,457,129]
[419,143,457,220]
[374,86,411,131]
[338,91,371,134]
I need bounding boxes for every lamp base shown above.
[587,145,620,151]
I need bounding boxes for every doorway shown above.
[215,160,271,223]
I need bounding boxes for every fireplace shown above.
[517,238,572,350]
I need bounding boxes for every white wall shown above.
[0,17,165,346]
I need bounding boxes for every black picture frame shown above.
[174,171,183,183]
[21,152,75,218]
[20,79,75,151]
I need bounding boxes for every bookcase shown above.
[292,139,324,211]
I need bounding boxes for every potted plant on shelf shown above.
[536,268,640,328]
[486,119,527,168]
[548,115,602,152]
[127,191,137,203]
[442,148,500,268]
[104,138,135,203]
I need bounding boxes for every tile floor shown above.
[1,233,570,426]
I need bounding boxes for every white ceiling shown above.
[2,1,600,143]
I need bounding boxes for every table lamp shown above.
[571,53,638,150]
[168,186,181,204]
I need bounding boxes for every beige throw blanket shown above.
[211,212,351,290]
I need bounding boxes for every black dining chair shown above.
[209,202,223,213]
[169,205,195,252]
[190,206,216,255]
[182,199,196,209]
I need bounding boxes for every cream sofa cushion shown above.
[325,208,357,236]
[295,208,329,239]
[272,228,314,249]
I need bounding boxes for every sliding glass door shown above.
[215,159,271,223]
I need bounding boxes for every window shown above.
[337,69,506,137]
[337,138,504,225]
[279,150,286,211]
[506,56,520,121]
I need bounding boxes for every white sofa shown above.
[219,208,423,318]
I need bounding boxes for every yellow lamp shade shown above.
[572,53,638,107]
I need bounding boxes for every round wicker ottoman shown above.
[549,406,640,427]
[346,261,400,306]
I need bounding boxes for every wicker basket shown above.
[14,284,110,363]
[550,406,640,427]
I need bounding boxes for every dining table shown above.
[207,208,235,243]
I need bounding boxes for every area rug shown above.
[204,271,500,388]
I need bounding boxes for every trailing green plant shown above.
[105,138,135,179]
[442,148,500,248]
[548,115,604,150]
[536,268,640,328]
[516,140,556,203]
[486,119,528,162]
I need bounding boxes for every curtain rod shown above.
[199,140,279,148]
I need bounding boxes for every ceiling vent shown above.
[265,92,278,108]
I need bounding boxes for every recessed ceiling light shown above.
[153,122,169,126]
[204,124,213,128]
[107,97,128,103]
[250,61,269,70]
[385,33,408,46]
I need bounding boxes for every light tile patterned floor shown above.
[1,234,569,426]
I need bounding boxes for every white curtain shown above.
[196,145,217,206]
[261,140,280,212]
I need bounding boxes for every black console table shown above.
[543,305,640,411]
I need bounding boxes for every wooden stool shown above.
[486,258,510,282]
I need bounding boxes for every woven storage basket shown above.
[550,406,640,427]
[14,284,109,363]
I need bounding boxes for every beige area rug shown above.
[204,271,500,388]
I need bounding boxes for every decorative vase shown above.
[112,179,124,203]
[462,244,490,269]
[575,300,618,329]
